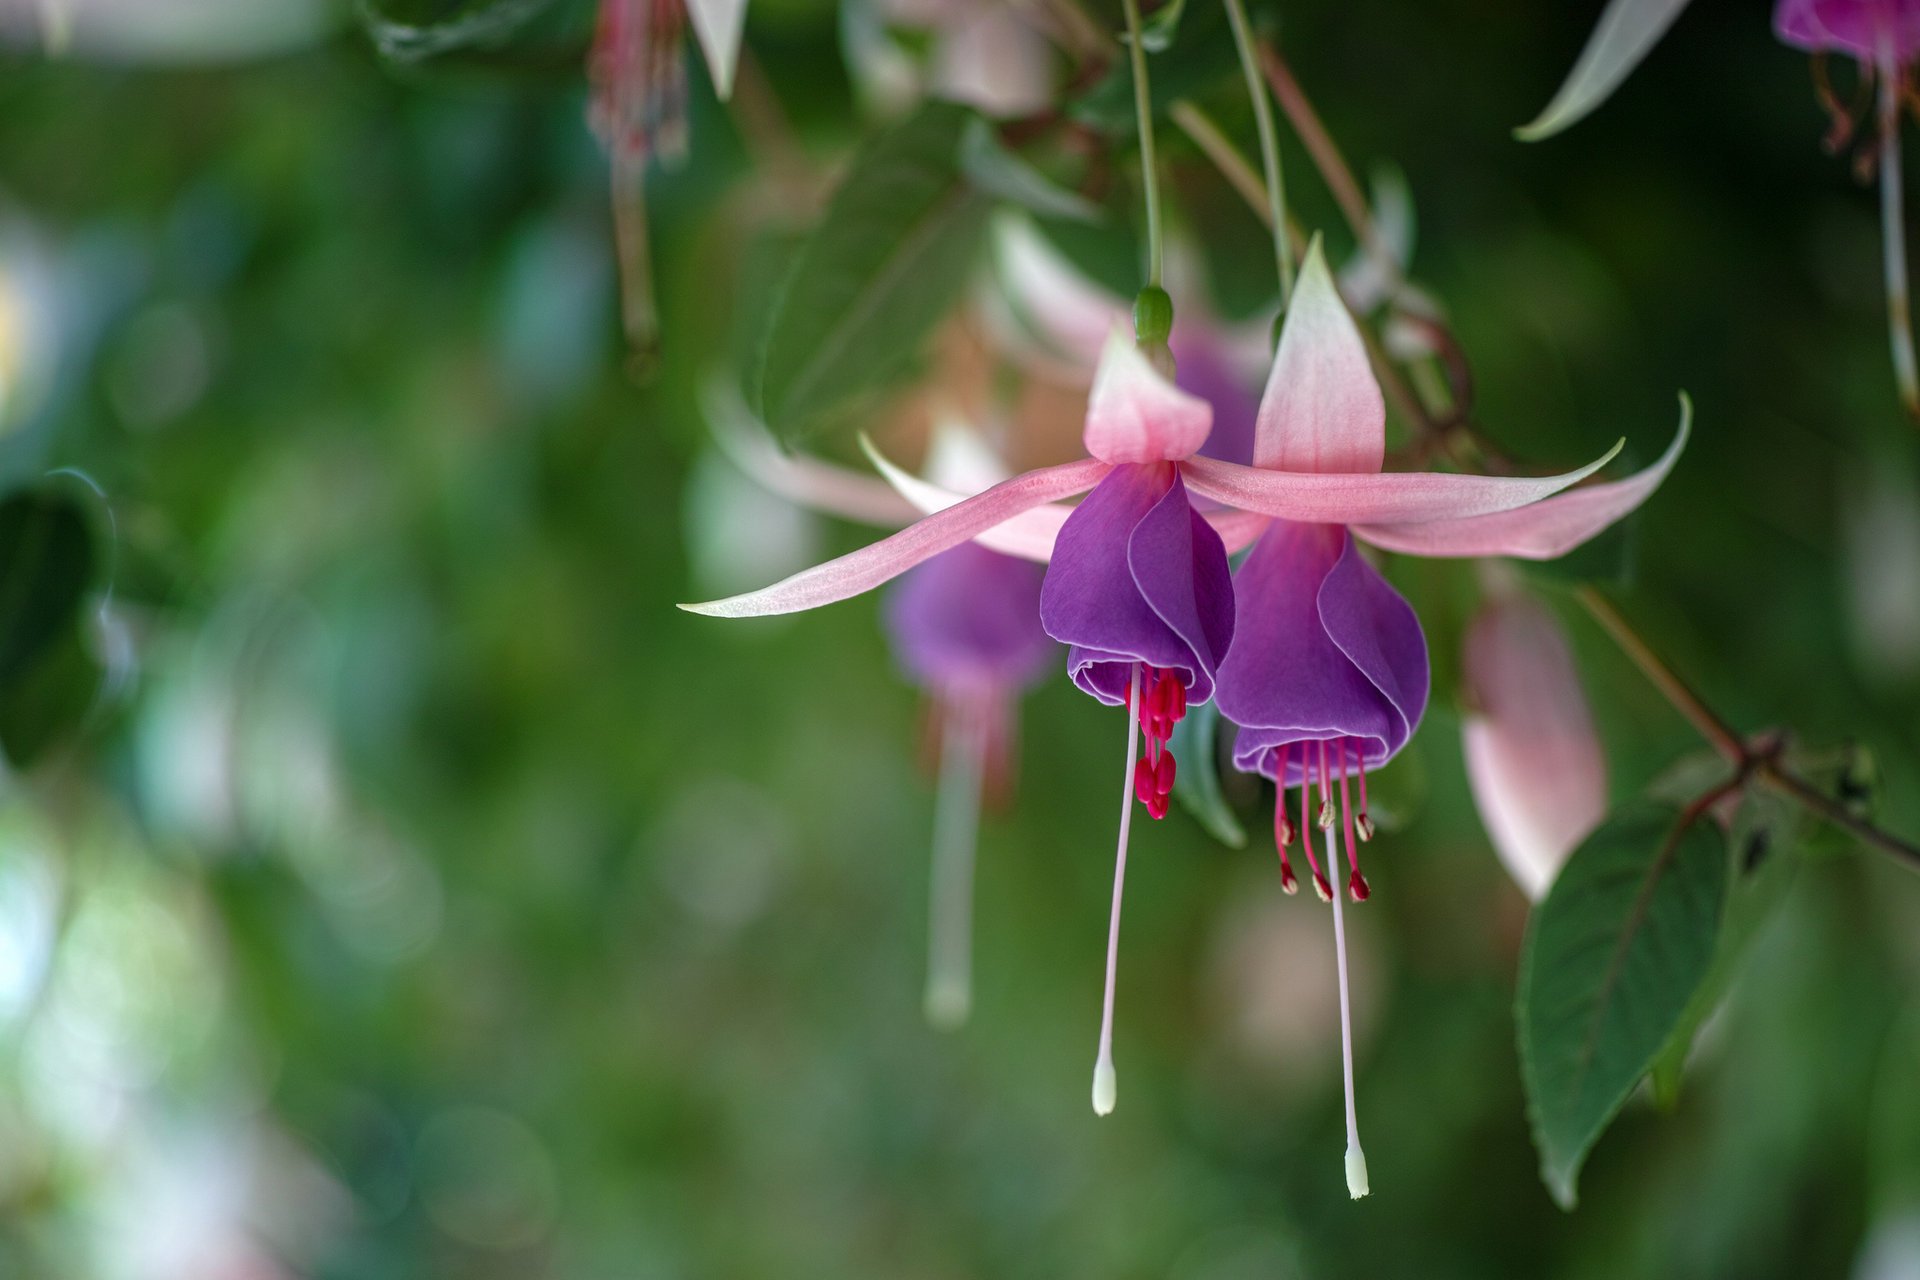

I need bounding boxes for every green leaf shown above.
[1168,699,1247,848]
[1517,801,1729,1208]
[359,0,562,62]
[959,118,1103,224]
[1648,788,1801,1107]
[753,103,993,440]
[0,623,101,769]
[0,489,95,685]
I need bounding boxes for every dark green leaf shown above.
[359,0,562,62]
[1648,787,1801,1106]
[0,489,95,685]
[959,118,1103,224]
[0,624,101,769]
[1517,801,1729,1208]
[1168,699,1247,848]
[753,103,993,440]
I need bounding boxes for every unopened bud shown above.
[1133,285,1174,346]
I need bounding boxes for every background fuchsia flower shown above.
[1461,583,1609,903]
[1201,238,1688,1199]
[703,391,1055,1030]
[589,0,749,362]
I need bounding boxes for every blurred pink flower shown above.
[1461,587,1608,901]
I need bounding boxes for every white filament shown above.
[1092,663,1142,1116]
[1327,822,1369,1198]
[925,700,986,1031]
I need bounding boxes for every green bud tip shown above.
[1133,285,1173,347]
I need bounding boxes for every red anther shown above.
[1348,869,1371,902]
[1166,677,1187,724]
[1145,792,1169,820]
[1133,758,1156,806]
[1154,751,1176,796]
[1311,872,1333,903]
[1274,811,1295,849]
[1279,858,1298,895]
[1355,812,1376,842]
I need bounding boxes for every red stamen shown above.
[1273,798,1298,894]
[1354,742,1374,842]
[1339,740,1370,902]
[1302,741,1332,901]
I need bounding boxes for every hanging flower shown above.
[588,0,750,365]
[1460,581,1609,901]
[703,390,1056,1030]
[1206,239,1686,1197]
[683,238,1681,1133]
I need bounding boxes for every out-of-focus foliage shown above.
[0,0,1915,1277]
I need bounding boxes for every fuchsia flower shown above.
[1200,242,1685,1196]
[683,237,1684,1190]
[1461,583,1609,902]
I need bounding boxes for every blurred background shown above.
[0,0,1918,1276]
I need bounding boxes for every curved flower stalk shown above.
[704,384,1054,1029]
[685,241,1674,1136]
[1461,581,1609,902]
[1206,239,1686,1198]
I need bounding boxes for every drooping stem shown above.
[1092,663,1143,1115]
[1169,100,1443,444]
[1876,47,1920,422]
[1119,0,1164,287]
[1259,40,1398,291]
[925,698,987,1031]
[1223,0,1292,302]
[1575,586,1746,764]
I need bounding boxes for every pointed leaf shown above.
[755,103,994,440]
[1515,0,1696,140]
[1517,801,1728,1208]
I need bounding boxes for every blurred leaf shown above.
[1649,787,1802,1106]
[959,119,1103,224]
[359,0,563,62]
[1071,2,1238,132]
[1139,0,1187,52]
[1169,699,1246,848]
[0,488,95,685]
[753,103,992,440]
[0,625,101,769]
[1031,209,1143,300]
[1517,801,1729,1208]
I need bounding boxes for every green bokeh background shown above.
[0,1,1918,1276]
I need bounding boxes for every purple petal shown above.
[1214,522,1428,782]
[885,542,1054,692]
[1173,329,1260,467]
[1040,463,1235,705]
[1775,0,1920,60]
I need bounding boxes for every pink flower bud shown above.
[1461,592,1608,901]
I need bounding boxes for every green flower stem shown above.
[1224,0,1291,303]
[1120,0,1164,288]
